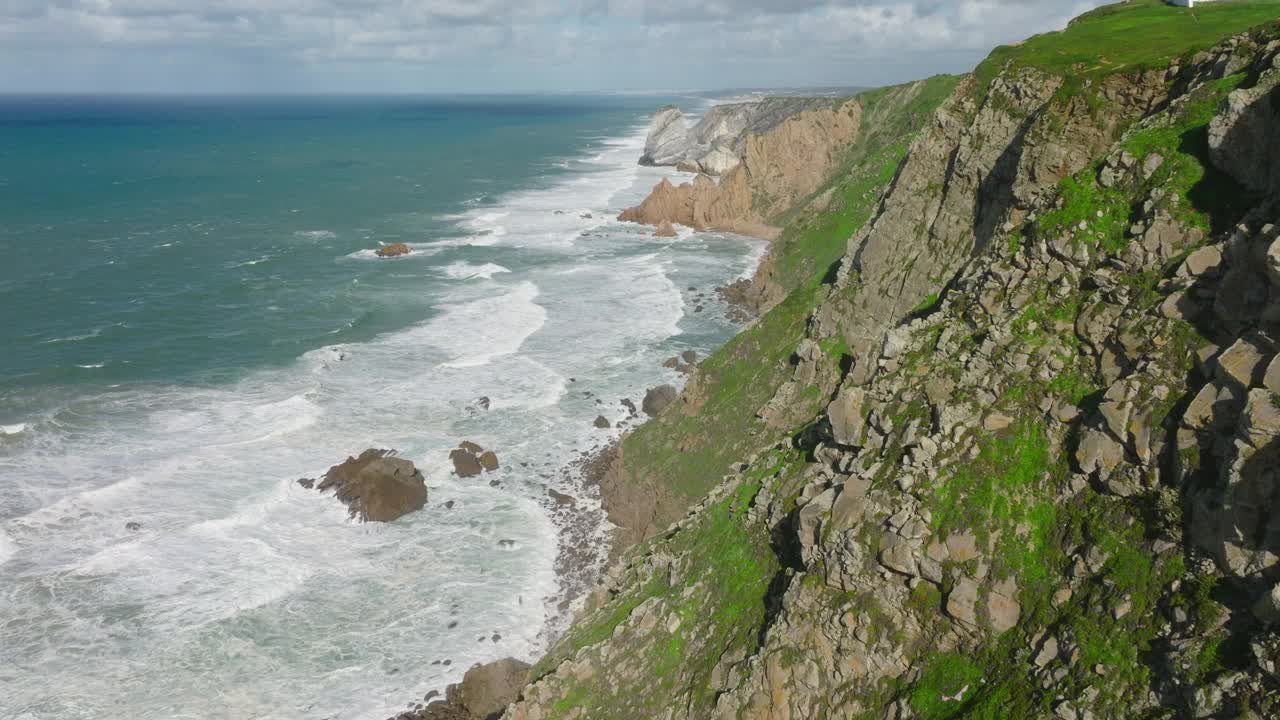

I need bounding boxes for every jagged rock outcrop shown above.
[310,449,427,522]
[639,106,690,167]
[400,658,530,720]
[502,21,1280,720]
[450,441,499,478]
[620,99,862,239]
[638,98,837,176]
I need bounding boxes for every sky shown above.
[0,0,1115,94]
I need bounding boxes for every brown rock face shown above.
[406,658,531,720]
[314,449,426,522]
[450,448,483,477]
[376,242,412,258]
[457,658,530,719]
[653,219,678,237]
[450,442,499,477]
[617,100,862,240]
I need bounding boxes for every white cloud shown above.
[0,0,1113,92]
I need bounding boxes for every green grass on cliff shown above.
[1036,70,1258,252]
[767,75,963,295]
[618,74,961,511]
[975,0,1280,90]
[534,452,803,720]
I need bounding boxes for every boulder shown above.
[450,442,499,477]
[827,386,867,446]
[946,576,980,626]
[654,220,678,238]
[456,658,530,719]
[315,449,427,522]
[642,385,678,417]
[1215,336,1273,388]
[450,449,484,478]
[376,243,412,258]
[988,578,1021,633]
[593,415,611,429]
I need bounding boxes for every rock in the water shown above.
[297,477,315,489]
[125,521,142,532]
[654,219,678,238]
[547,489,576,507]
[642,384,678,417]
[593,415,611,429]
[315,449,427,522]
[450,442,499,477]
[450,449,483,478]
[376,243,412,258]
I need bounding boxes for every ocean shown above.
[0,95,764,719]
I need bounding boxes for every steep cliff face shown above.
[602,77,958,552]
[493,6,1280,720]
[618,99,863,239]
[638,97,839,175]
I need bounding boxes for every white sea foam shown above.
[76,363,106,369]
[0,422,26,435]
[0,529,15,565]
[42,327,103,344]
[426,281,547,368]
[294,229,337,240]
[345,244,442,261]
[0,101,761,720]
[439,262,511,280]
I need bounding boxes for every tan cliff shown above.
[618,99,863,240]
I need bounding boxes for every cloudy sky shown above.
[0,0,1112,93]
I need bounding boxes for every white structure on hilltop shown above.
[1167,0,1220,7]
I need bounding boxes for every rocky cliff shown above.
[407,4,1280,720]
[619,97,865,239]
[638,97,837,175]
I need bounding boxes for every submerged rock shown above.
[314,449,427,522]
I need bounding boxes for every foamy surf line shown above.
[440,121,652,250]
[0,106,764,720]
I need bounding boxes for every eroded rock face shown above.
[313,449,426,522]
[639,106,690,167]
[619,100,862,239]
[1209,61,1280,195]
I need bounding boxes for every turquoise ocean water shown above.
[0,95,763,719]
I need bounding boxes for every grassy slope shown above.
[618,74,961,507]
[978,0,1280,83]
[542,3,1280,717]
